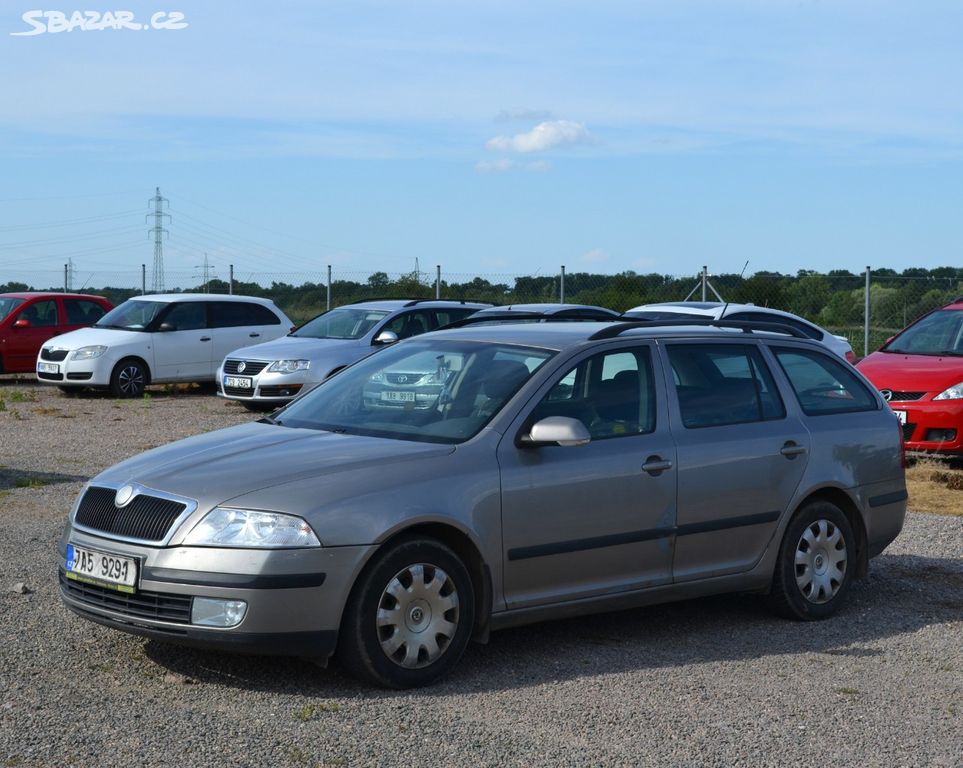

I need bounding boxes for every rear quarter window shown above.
[773,347,878,416]
[210,301,281,327]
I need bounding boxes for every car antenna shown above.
[719,260,750,320]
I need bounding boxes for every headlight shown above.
[267,359,310,374]
[934,382,963,401]
[70,345,108,361]
[182,508,321,548]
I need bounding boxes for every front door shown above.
[498,344,677,609]
[152,302,212,381]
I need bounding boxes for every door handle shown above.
[780,442,807,458]
[642,456,673,475]
[249,332,261,338]
[199,336,212,342]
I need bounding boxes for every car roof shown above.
[341,299,492,312]
[0,292,109,300]
[426,319,812,351]
[130,293,277,306]
[627,302,817,323]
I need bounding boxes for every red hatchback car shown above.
[0,292,114,374]
[857,297,963,456]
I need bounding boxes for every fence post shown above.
[63,264,68,293]
[435,265,441,299]
[701,266,708,301]
[863,265,871,358]
[560,265,566,303]
[141,264,146,295]
[229,264,234,295]
[326,265,332,311]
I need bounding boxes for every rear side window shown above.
[432,308,475,327]
[64,299,106,325]
[161,302,207,331]
[209,301,280,327]
[668,344,785,428]
[773,347,877,416]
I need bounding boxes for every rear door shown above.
[151,302,212,381]
[62,298,108,332]
[10,298,59,370]
[499,342,677,609]
[209,301,284,374]
[662,341,810,582]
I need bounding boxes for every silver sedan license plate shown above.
[224,375,252,389]
[65,543,137,593]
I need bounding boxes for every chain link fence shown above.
[3,265,961,360]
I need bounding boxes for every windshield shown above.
[884,310,963,356]
[0,298,25,322]
[95,300,167,331]
[293,308,390,339]
[276,339,554,443]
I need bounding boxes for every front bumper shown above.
[217,365,315,404]
[889,399,963,455]
[58,527,374,659]
[36,356,112,387]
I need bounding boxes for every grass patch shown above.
[906,459,963,516]
[14,476,49,489]
[32,406,62,416]
[837,687,860,696]
[8,390,36,403]
[296,701,341,721]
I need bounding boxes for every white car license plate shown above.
[65,544,137,593]
[37,362,59,374]
[381,390,416,402]
[893,409,907,424]
[224,375,252,389]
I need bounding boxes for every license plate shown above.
[37,362,59,374]
[224,375,252,389]
[893,409,907,424]
[65,544,137,593]
[381,390,416,402]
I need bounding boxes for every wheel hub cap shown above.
[795,519,847,604]
[377,563,459,669]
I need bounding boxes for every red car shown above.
[0,292,114,374]
[857,297,963,456]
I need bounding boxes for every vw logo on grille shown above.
[880,389,893,401]
[237,361,247,373]
[397,375,408,383]
[115,485,136,507]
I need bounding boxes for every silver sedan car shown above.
[59,319,906,688]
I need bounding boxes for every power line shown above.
[0,209,142,232]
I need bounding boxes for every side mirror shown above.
[158,322,176,332]
[374,330,399,345]
[12,318,30,328]
[520,416,591,448]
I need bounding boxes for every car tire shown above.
[771,500,855,620]
[338,536,474,688]
[109,358,148,398]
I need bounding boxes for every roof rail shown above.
[439,310,619,330]
[341,297,494,307]
[588,318,808,341]
[402,298,494,307]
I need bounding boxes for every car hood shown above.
[226,335,360,362]
[857,351,963,392]
[93,421,455,506]
[41,326,143,349]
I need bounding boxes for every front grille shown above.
[38,371,63,381]
[903,423,916,442]
[888,391,925,401]
[224,359,269,376]
[223,385,254,397]
[74,486,187,543]
[385,372,423,385]
[41,348,68,362]
[60,571,192,624]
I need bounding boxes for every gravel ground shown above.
[0,378,961,768]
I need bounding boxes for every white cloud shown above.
[475,158,514,173]
[582,248,609,264]
[525,160,551,172]
[485,120,592,154]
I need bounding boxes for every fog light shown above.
[191,597,247,627]
[925,428,957,442]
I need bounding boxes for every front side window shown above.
[96,300,167,331]
[278,340,553,443]
[883,309,963,356]
[293,308,389,340]
[19,299,58,327]
[668,344,785,428]
[383,310,436,339]
[529,347,656,439]
[773,347,878,416]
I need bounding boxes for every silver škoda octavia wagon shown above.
[59,319,906,688]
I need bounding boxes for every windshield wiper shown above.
[257,415,283,426]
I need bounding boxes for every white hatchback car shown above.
[624,302,855,362]
[36,294,293,397]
